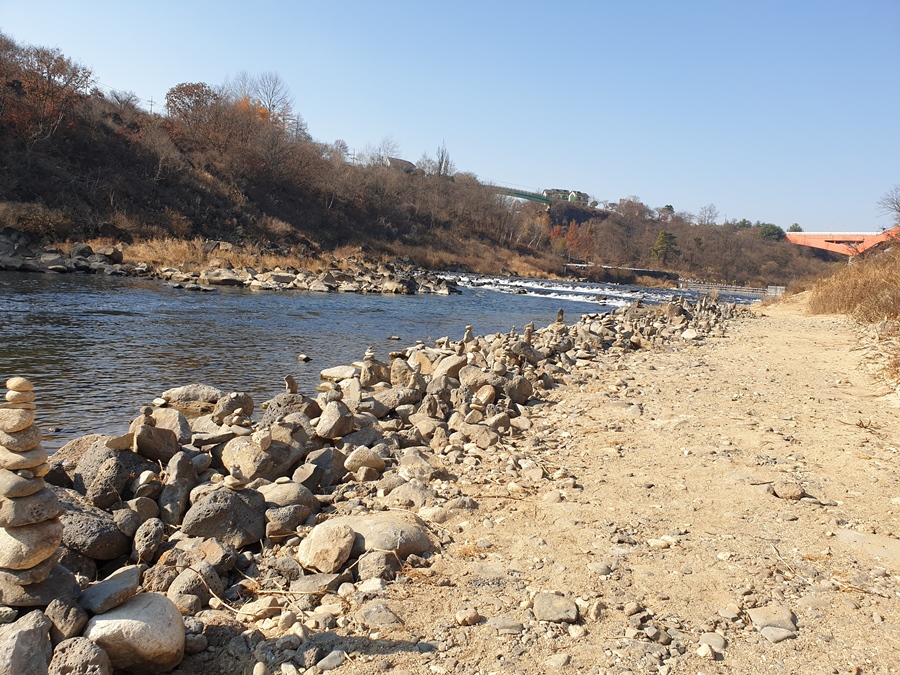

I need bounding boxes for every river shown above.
[0,271,685,449]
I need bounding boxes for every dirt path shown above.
[329,295,900,674]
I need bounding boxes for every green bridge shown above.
[493,187,552,205]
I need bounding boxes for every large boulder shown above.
[180,488,265,548]
[83,593,184,674]
[53,487,130,560]
[327,511,433,560]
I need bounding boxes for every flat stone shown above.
[0,409,34,434]
[0,424,42,453]
[83,592,185,674]
[486,616,524,634]
[0,609,52,675]
[699,632,727,652]
[161,384,225,404]
[0,517,63,569]
[316,649,346,671]
[747,605,796,632]
[79,565,142,614]
[760,626,797,643]
[0,550,59,586]
[533,592,579,623]
[0,445,48,471]
[133,424,179,463]
[288,573,347,595]
[357,602,402,627]
[0,487,59,528]
[0,469,44,499]
[327,511,433,559]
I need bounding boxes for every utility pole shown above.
[148,97,155,114]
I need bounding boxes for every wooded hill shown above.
[0,33,840,286]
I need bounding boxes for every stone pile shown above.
[0,377,78,609]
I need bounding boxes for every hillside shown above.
[0,33,840,286]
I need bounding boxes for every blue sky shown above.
[2,0,898,232]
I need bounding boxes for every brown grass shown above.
[808,249,900,323]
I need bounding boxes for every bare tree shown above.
[254,71,293,125]
[879,184,900,226]
[697,203,719,226]
[435,141,455,177]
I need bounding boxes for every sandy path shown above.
[327,296,900,675]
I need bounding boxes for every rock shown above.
[0,424,43,453]
[133,424,180,462]
[211,392,254,425]
[131,518,165,564]
[0,408,34,434]
[773,482,804,500]
[320,366,359,382]
[85,456,130,510]
[47,637,112,675]
[78,565,142,614]
[0,551,58,585]
[0,469,44,498]
[699,632,727,652]
[83,592,185,674]
[747,605,796,632]
[344,446,386,473]
[327,511,432,559]
[54,488,130,560]
[161,384,225,405]
[0,610,52,675]
[220,430,303,483]
[0,487,59,528]
[44,598,88,645]
[0,565,80,607]
[0,518,63,569]
[112,508,141,538]
[0,445,47,471]
[315,400,354,440]
[265,505,310,538]
[503,376,533,405]
[5,377,33,392]
[432,355,467,380]
[356,551,402,581]
[180,488,265,548]
[257,481,318,511]
[760,626,797,643]
[158,452,197,526]
[166,561,222,608]
[455,607,481,626]
[532,592,579,623]
[297,522,356,573]
[150,408,192,445]
[316,649,346,671]
[258,393,321,428]
[357,602,402,627]
[545,654,571,668]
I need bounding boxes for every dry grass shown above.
[809,249,900,323]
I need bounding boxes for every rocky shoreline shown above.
[0,228,460,296]
[0,294,745,674]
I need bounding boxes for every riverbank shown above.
[2,294,898,674]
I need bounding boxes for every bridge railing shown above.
[678,281,784,298]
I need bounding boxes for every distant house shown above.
[541,189,591,206]
[387,157,417,173]
[568,191,590,205]
[542,189,570,201]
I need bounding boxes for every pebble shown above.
[455,607,481,626]
[699,632,727,652]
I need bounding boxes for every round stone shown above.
[0,409,35,434]
[0,469,45,498]
[5,377,33,392]
[0,424,43,453]
[5,390,35,403]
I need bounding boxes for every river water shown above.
[0,271,683,449]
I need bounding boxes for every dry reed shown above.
[808,248,900,323]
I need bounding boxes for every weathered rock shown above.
[297,522,355,573]
[304,447,347,489]
[0,549,58,586]
[132,518,166,564]
[166,561,222,608]
[83,592,185,674]
[0,445,47,471]
[0,423,42,453]
[211,392,254,425]
[0,408,34,434]
[773,481,804,500]
[320,366,359,382]
[356,550,402,581]
[257,481,318,511]
[162,384,225,405]
[0,518,63,569]
[327,511,432,559]
[44,598,88,645]
[265,504,310,538]
[158,452,197,526]
[315,400,354,440]
[0,610,52,675]
[150,408,192,445]
[343,446,386,474]
[133,424,179,462]
[357,602,402,627]
[54,488,129,560]
[258,394,321,428]
[432,355,467,380]
[532,592,578,623]
[0,487,59,528]
[78,565,142,615]
[180,488,265,548]
[0,565,80,607]
[48,637,112,675]
[0,469,44,498]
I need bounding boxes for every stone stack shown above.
[0,376,77,606]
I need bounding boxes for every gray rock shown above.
[357,602,401,627]
[532,592,578,623]
[0,565,80,607]
[305,447,347,489]
[166,561,222,608]
[265,505,310,538]
[53,487,130,560]
[328,511,432,559]
[316,649,346,671]
[699,632,727,652]
[0,517,63,569]
[211,392,254,425]
[158,452,198,526]
[149,408,192,444]
[44,598,88,645]
[257,481,318,511]
[344,446,386,473]
[132,518,165,564]
[84,592,185,674]
[180,488,265,548]
[258,394,320,428]
[133,424,180,463]
[315,400,354,440]
[356,551,402,581]
[503,375,534,405]
[0,468,44,499]
[48,637,112,675]
[0,610,52,675]
[85,456,130,510]
[747,605,796,632]
[0,551,58,586]
[78,565,142,615]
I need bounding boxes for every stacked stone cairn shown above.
[0,377,76,607]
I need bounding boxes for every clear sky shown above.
[2,0,898,232]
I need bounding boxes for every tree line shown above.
[0,32,840,286]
